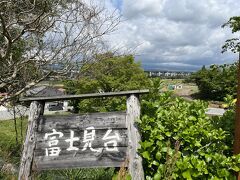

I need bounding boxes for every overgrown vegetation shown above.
[139,89,240,179]
[36,168,115,180]
[0,118,27,165]
[0,118,27,179]
[187,63,237,101]
[64,54,150,113]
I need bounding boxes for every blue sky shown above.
[106,0,240,71]
[110,0,122,10]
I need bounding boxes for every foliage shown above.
[0,171,17,179]
[222,16,240,158]
[189,64,237,100]
[222,16,240,53]
[64,54,150,113]
[222,94,237,109]
[0,0,120,105]
[139,92,240,179]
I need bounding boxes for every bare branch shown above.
[0,72,52,105]
[0,0,121,104]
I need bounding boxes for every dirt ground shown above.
[161,79,223,108]
[162,79,198,97]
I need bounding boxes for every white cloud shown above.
[107,0,240,71]
[123,0,165,18]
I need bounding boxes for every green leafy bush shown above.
[139,92,240,179]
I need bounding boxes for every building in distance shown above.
[145,70,192,79]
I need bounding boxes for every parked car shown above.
[47,102,63,111]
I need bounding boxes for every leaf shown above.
[188,116,196,121]
[142,151,151,160]
[155,152,161,160]
[194,141,201,147]
[152,160,159,166]
[141,141,153,149]
[165,132,171,137]
[232,165,240,171]
[182,170,192,180]
[162,147,168,152]
[153,173,161,180]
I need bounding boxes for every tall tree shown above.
[222,16,240,179]
[64,54,150,112]
[190,63,237,100]
[0,0,120,105]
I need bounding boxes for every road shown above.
[0,105,28,120]
[0,104,71,120]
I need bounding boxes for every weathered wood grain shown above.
[33,147,127,170]
[32,111,128,170]
[38,112,126,132]
[20,89,149,102]
[18,91,148,175]
[18,101,44,180]
[126,95,144,180]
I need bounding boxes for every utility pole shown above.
[233,52,240,180]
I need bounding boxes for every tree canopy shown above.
[222,16,240,53]
[189,63,237,100]
[64,54,150,112]
[0,0,120,105]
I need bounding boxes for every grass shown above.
[35,168,115,180]
[161,78,184,84]
[0,118,117,179]
[160,79,198,97]
[0,118,27,164]
[0,118,27,180]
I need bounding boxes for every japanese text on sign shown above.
[44,127,121,157]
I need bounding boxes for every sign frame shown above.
[18,90,149,180]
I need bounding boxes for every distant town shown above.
[145,70,193,78]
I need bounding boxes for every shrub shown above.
[139,92,239,179]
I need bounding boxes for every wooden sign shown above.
[34,112,128,170]
[18,90,149,180]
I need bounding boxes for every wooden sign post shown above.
[18,101,45,180]
[18,90,148,180]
